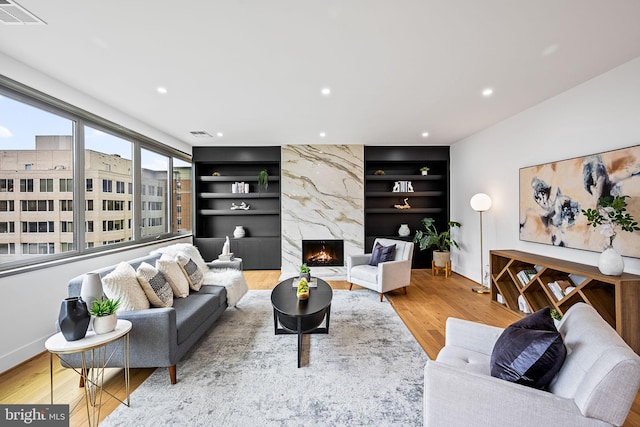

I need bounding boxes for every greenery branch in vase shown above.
[582,195,639,275]
[413,217,461,267]
[90,297,121,334]
[257,169,269,192]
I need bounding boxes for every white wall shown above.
[451,56,640,283]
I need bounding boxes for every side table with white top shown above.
[45,319,132,427]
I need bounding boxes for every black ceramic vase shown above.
[58,297,90,341]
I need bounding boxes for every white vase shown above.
[93,314,117,334]
[598,246,624,276]
[233,225,245,238]
[398,224,410,237]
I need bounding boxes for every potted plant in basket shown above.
[582,195,639,275]
[90,297,121,334]
[413,217,461,267]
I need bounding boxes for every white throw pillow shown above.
[156,254,190,298]
[176,253,205,291]
[102,262,150,312]
[151,244,209,274]
[136,262,174,308]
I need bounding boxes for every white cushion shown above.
[102,262,150,312]
[151,244,210,273]
[176,253,205,291]
[350,264,378,283]
[136,262,174,308]
[156,254,190,298]
[435,345,491,376]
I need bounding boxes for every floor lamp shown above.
[470,193,492,294]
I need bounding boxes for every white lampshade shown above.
[81,272,104,309]
[470,193,492,212]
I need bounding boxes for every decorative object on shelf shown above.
[470,193,492,293]
[212,172,220,176]
[233,225,246,238]
[392,181,413,192]
[230,202,251,210]
[232,182,249,193]
[80,273,104,314]
[394,198,411,209]
[398,224,410,237]
[58,297,91,341]
[374,169,385,175]
[297,277,310,300]
[414,217,461,268]
[420,166,430,176]
[299,263,311,281]
[219,236,234,261]
[90,296,121,334]
[258,169,269,191]
[583,195,639,276]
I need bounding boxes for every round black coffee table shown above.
[271,277,333,367]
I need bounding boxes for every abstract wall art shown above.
[519,145,640,258]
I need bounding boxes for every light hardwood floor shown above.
[1,269,638,426]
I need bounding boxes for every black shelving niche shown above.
[364,146,450,269]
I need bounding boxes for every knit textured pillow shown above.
[176,253,205,291]
[136,262,174,308]
[156,254,190,298]
[102,262,150,312]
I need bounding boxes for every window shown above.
[102,220,124,232]
[21,200,54,211]
[85,221,94,232]
[116,181,125,194]
[86,178,93,192]
[157,187,163,197]
[0,201,15,212]
[60,200,73,211]
[149,186,155,196]
[59,178,73,192]
[21,243,54,255]
[60,242,74,252]
[20,179,34,192]
[40,179,53,192]
[128,182,132,194]
[21,222,54,233]
[0,243,15,254]
[61,221,74,232]
[172,158,192,234]
[141,148,168,238]
[102,179,113,193]
[0,222,15,233]
[0,179,14,192]
[86,200,93,211]
[141,185,146,195]
[102,200,124,211]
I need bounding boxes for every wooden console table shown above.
[490,249,640,354]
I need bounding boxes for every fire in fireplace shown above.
[302,240,344,267]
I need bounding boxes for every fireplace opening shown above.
[302,240,344,267]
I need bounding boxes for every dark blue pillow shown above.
[369,242,396,266]
[490,307,566,390]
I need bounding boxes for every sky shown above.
[0,94,175,171]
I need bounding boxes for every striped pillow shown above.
[176,253,204,291]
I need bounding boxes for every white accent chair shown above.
[346,238,414,302]
[424,303,640,426]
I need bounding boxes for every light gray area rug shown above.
[103,290,429,426]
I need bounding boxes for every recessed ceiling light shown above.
[157,87,168,95]
[482,88,494,98]
[321,87,331,96]
[421,132,429,138]
[216,132,223,138]
[319,132,326,138]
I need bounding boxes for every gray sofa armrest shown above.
[117,307,178,366]
[443,318,504,356]
[424,361,604,427]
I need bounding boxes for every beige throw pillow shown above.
[156,254,190,298]
[176,253,204,291]
[102,262,150,312]
[137,262,174,308]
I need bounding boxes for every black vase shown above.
[58,297,90,341]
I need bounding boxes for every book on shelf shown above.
[516,269,537,287]
[547,281,564,301]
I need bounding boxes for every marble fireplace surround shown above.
[280,145,364,280]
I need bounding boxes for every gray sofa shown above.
[66,252,228,385]
[424,303,640,426]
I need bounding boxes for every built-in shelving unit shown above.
[364,146,450,268]
[193,146,281,270]
[490,249,640,354]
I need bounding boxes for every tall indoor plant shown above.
[413,217,461,267]
[582,195,639,275]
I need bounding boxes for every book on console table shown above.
[292,278,318,287]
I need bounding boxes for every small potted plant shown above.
[90,296,121,334]
[257,169,269,191]
[299,263,311,281]
[413,217,461,267]
[420,166,430,176]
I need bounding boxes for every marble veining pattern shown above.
[281,145,364,279]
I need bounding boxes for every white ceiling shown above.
[1,1,640,148]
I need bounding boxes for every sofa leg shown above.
[379,293,383,302]
[169,365,177,384]
[403,287,407,295]
[349,283,353,291]
[79,367,87,388]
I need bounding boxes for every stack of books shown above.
[516,269,537,287]
[546,279,574,301]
